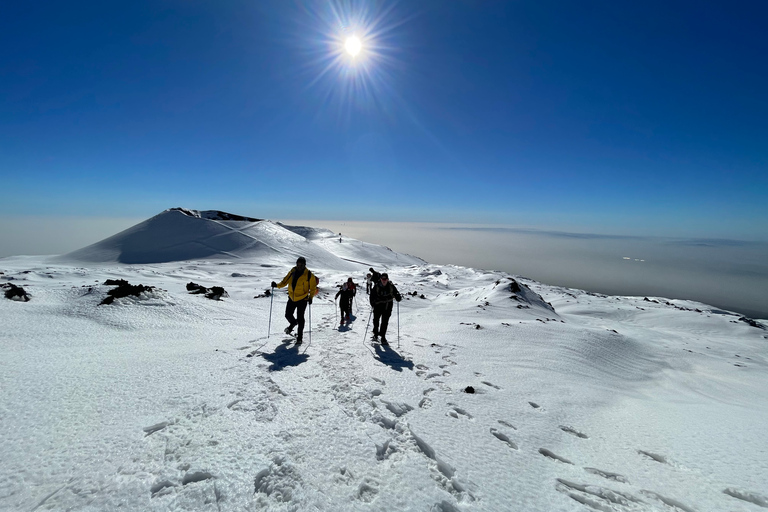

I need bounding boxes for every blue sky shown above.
[2,0,767,239]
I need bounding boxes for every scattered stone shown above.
[100,281,157,305]
[186,282,208,294]
[206,286,228,301]
[3,283,30,302]
[104,278,129,287]
[464,386,475,394]
[254,289,272,298]
[739,316,766,330]
[187,282,229,301]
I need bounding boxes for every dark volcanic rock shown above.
[100,281,156,305]
[3,283,30,302]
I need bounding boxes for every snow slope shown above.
[1,211,766,512]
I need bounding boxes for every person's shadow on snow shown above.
[373,344,414,372]
[261,339,309,371]
[338,314,357,332]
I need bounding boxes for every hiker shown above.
[370,273,402,345]
[365,273,372,294]
[271,257,317,344]
[335,277,356,326]
[368,267,381,294]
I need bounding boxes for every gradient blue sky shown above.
[2,0,767,239]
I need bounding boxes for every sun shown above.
[344,36,362,57]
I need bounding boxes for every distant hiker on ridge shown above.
[271,257,317,345]
[335,277,356,327]
[368,268,381,294]
[370,273,402,345]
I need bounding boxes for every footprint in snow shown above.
[528,401,542,410]
[539,448,573,465]
[556,479,642,509]
[446,405,472,420]
[559,425,589,439]
[481,381,500,390]
[356,477,380,502]
[490,428,518,449]
[723,488,768,508]
[497,420,517,430]
[637,450,668,464]
[640,490,698,512]
[584,467,629,483]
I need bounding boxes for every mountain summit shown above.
[59,208,350,265]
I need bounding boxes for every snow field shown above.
[2,214,767,511]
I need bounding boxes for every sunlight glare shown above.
[345,36,362,56]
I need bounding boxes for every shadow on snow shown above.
[261,339,309,371]
[373,344,414,372]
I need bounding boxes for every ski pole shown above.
[363,309,372,343]
[397,300,400,348]
[309,301,312,345]
[268,286,274,338]
[334,297,337,325]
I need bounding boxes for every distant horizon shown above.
[2,212,767,320]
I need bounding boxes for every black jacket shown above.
[371,281,402,306]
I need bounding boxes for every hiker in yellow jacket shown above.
[271,257,317,344]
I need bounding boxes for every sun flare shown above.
[344,36,362,56]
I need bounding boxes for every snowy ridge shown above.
[55,208,425,269]
[1,212,767,511]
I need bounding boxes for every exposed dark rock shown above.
[187,281,228,300]
[3,283,30,302]
[254,289,272,299]
[170,207,261,222]
[206,286,228,301]
[100,281,156,305]
[104,279,129,287]
[509,279,521,293]
[739,316,766,330]
[186,282,208,294]
[464,386,475,394]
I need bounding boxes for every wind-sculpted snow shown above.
[2,220,767,511]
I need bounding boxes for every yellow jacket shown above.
[276,267,318,302]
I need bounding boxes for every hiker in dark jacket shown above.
[369,268,381,286]
[271,257,317,344]
[335,278,356,326]
[370,273,401,345]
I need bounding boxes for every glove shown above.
[271,281,277,288]
[308,297,313,305]
[396,294,402,302]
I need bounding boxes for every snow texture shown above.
[1,209,767,511]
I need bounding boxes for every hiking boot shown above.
[284,325,294,335]
[381,337,389,346]
[295,337,303,345]
[372,335,379,342]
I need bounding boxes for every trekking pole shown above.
[268,286,274,338]
[397,300,400,348]
[309,301,312,345]
[363,309,373,343]
[334,297,337,325]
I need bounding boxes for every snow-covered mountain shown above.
[58,207,425,268]
[1,210,766,512]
